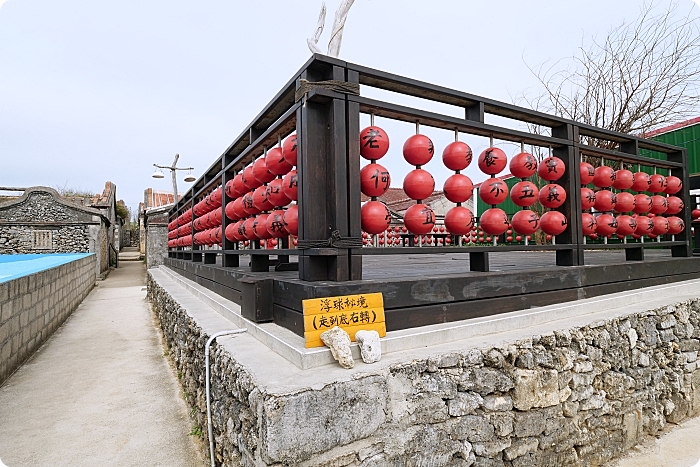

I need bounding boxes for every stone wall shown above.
[145,210,169,269]
[0,225,91,254]
[148,272,700,467]
[0,255,96,385]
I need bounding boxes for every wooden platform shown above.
[165,249,700,338]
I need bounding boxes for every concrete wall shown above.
[148,270,700,467]
[0,254,96,385]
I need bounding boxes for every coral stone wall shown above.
[148,270,700,467]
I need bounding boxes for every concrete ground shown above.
[0,261,205,467]
[613,418,700,467]
[118,246,143,262]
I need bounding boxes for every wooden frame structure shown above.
[166,55,699,335]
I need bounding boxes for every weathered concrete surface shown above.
[0,262,204,467]
[613,416,700,467]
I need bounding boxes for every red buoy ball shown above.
[537,156,565,181]
[649,174,667,193]
[266,210,288,238]
[596,213,618,236]
[242,193,259,215]
[282,133,298,166]
[403,134,434,166]
[613,192,635,213]
[652,216,669,235]
[540,211,568,236]
[266,179,291,208]
[252,185,274,212]
[243,217,258,240]
[404,204,436,234]
[479,208,509,235]
[224,201,238,221]
[633,194,653,214]
[616,215,637,236]
[509,152,538,179]
[539,184,567,209]
[232,174,248,198]
[360,126,390,161]
[478,147,507,175]
[667,216,685,235]
[253,214,272,240]
[283,204,299,236]
[581,213,597,235]
[581,188,596,210]
[444,206,475,235]
[664,176,682,195]
[631,172,651,192]
[360,163,391,197]
[361,201,391,234]
[253,157,276,185]
[511,210,540,235]
[692,209,700,220]
[443,174,473,203]
[593,166,615,188]
[612,169,634,190]
[580,162,595,185]
[266,147,293,176]
[593,190,616,212]
[243,165,261,191]
[283,169,298,201]
[649,195,668,215]
[635,216,655,236]
[232,197,247,219]
[403,169,435,200]
[479,178,509,205]
[442,141,473,171]
[511,181,539,207]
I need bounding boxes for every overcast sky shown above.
[1,1,698,213]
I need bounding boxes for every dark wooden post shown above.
[620,139,644,261]
[669,148,692,258]
[552,124,582,266]
[221,166,239,267]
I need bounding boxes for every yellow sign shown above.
[302,293,386,348]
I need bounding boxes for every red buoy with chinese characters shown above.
[616,215,637,236]
[581,188,596,210]
[403,169,435,200]
[360,126,389,160]
[509,152,538,179]
[444,206,475,235]
[649,195,668,214]
[283,169,298,201]
[403,134,434,166]
[232,173,248,198]
[253,157,276,185]
[511,181,539,207]
[479,178,509,205]
[443,174,473,203]
[266,147,293,176]
[360,163,391,197]
[667,216,685,235]
[282,133,298,166]
[540,211,568,236]
[649,174,667,193]
[283,204,299,236]
[232,197,247,219]
[361,200,391,234]
[664,176,682,195]
[537,156,565,181]
[243,165,261,191]
[581,213,597,235]
[580,162,595,185]
[596,213,618,236]
[633,194,653,213]
[593,190,616,212]
[242,192,259,215]
[635,216,654,235]
[631,172,651,192]
[593,166,615,188]
[614,192,636,213]
[511,210,540,235]
[225,201,239,221]
[480,208,509,235]
[666,196,684,215]
[253,185,274,212]
[442,141,473,171]
[612,169,634,190]
[266,179,291,208]
[539,184,567,209]
[266,209,288,238]
[253,214,272,240]
[404,204,435,234]
[652,216,669,235]
[225,179,240,200]
[478,147,507,175]
[243,217,258,240]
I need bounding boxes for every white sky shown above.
[1,0,698,213]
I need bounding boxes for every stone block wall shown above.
[148,272,700,467]
[0,255,96,385]
[0,225,91,254]
[146,224,168,269]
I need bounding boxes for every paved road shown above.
[613,417,700,467]
[0,261,204,467]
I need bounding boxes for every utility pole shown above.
[152,153,194,198]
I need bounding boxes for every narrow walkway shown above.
[0,262,204,467]
[613,417,700,467]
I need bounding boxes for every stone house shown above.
[0,184,120,276]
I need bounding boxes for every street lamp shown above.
[152,153,195,198]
